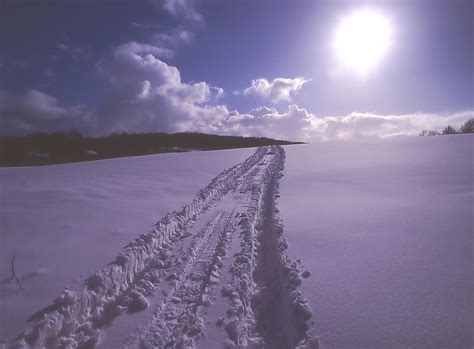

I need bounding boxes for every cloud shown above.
[160,0,203,24]
[224,105,314,140]
[219,107,474,142]
[57,42,90,61]
[248,106,278,117]
[130,22,194,51]
[303,110,474,141]
[93,44,315,139]
[226,107,473,142]
[95,42,228,134]
[212,86,224,99]
[92,43,315,138]
[131,0,201,58]
[96,42,176,85]
[0,89,93,135]
[153,28,194,47]
[2,42,472,142]
[0,42,227,136]
[242,77,310,103]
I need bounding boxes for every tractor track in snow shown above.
[11,146,317,349]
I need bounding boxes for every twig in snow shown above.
[10,251,23,291]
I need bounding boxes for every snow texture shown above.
[2,146,315,348]
[0,148,253,342]
[3,135,470,349]
[280,135,473,348]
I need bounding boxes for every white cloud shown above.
[160,0,203,24]
[303,110,474,142]
[96,42,175,86]
[248,106,278,117]
[220,105,314,140]
[219,107,474,142]
[0,42,225,136]
[2,43,472,142]
[95,42,228,134]
[212,86,224,99]
[91,44,315,138]
[153,29,194,48]
[243,77,310,103]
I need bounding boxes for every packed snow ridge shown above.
[10,145,317,349]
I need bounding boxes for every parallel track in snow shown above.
[13,146,317,349]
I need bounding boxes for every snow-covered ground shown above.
[1,135,472,348]
[280,135,473,348]
[1,146,315,348]
[0,148,254,343]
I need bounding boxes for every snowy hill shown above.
[1,135,472,348]
[1,148,254,344]
[280,135,473,348]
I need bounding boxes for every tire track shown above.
[124,211,236,348]
[12,146,316,349]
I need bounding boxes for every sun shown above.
[334,9,392,75]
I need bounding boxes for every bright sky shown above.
[0,0,472,141]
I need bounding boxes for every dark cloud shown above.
[0,89,93,135]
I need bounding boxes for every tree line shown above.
[419,118,474,137]
[0,131,303,166]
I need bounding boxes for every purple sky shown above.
[0,0,472,141]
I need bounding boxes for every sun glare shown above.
[334,9,392,75]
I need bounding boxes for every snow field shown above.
[5,146,316,349]
[280,135,473,348]
[0,148,254,343]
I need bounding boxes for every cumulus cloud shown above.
[248,106,278,117]
[224,105,313,140]
[0,89,93,135]
[96,42,175,85]
[0,42,228,136]
[243,77,310,103]
[95,42,228,134]
[0,45,225,136]
[227,107,473,142]
[219,107,474,142]
[304,111,474,141]
[2,42,472,142]
[89,43,315,138]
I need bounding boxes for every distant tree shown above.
[1,131,302,166]
[460,118,474,133]
[442,125,457,135]
[420,130,440,136]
